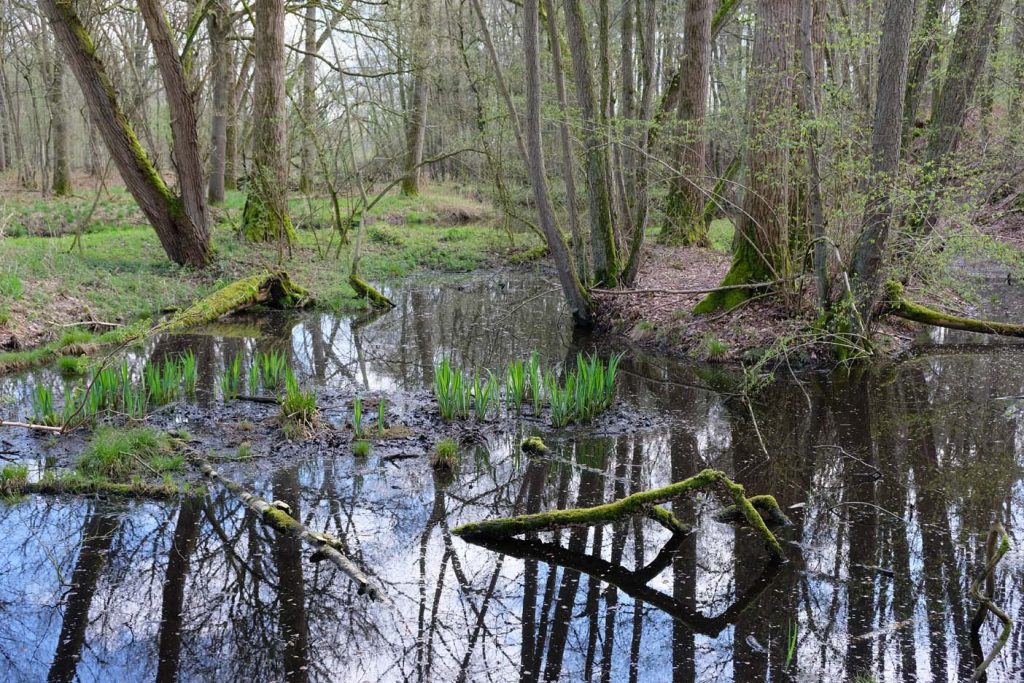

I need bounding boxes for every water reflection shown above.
[0,275,1022,681]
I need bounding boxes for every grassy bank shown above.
[0,183,540,350]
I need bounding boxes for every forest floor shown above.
[0,175,542,352]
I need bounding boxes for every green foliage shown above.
[505,359,527,414]
[0,464,28,496]
[377,398,386,435]
[473,370,499,421]
[785,621,798,670]
[280,369,318,439]
[431,438,459,471]
[544,353,622,427]
[701,335,729,361]
[181,351,197,396]
[257,350,288,392]
[78,427,177,480]
[31,385,58,426]
[220,354,242,401]
[352,396,365,438]
[144,357,185,406]
[352,439,371,457]
[236,442,253,459]
[57,355,88,377]
[434,357,471,421]
[0,273,23,299]
[527,351,543,414]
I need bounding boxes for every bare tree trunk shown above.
[242,0,294,243]
[660,0,713,246]
[694,0,800,314]
[40,0,211,266]
[1010,0,1024,134]
[49,58,71,196]
[848,0,916,326]
[564,0,619,285]
[225,49,251,192]
[299,2,317,193]
[524,0,594,326]
[902,0,944,151]
[207,0,231,203]
[401,0,431,196]
[0,64,8,172]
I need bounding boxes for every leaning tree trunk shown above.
[49,59,71,196]
[207,0,231,203]
[400,0,431,196]
[847,0,916,327]
[39,0,211,267]
[694,0,799,314]
[242,0,294,243]
[660,0,713,246]
[524,0,594,327]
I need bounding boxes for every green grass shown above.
[279,369,318,439]
[352,439,371,457]
[78,426,178,480]
[57,355,89,377]
[707,218,734,253]
[431,438,459,471]
[0,272,22,298]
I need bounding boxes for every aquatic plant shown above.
[57,355,88,377]
[31,385,58,426]
[0,464,28,497]
[545,371,572,428]
[527,351,543,414]
[248,362,260,396]
[785,621,798,669]
[258,350,288,392]
[181,351,197,396]
[78,427,177,480]
[352,396,365,438]
[473,370,498,421]
[377,398,386,434]
[353,439,371,457]
[434,358,471,421]
[280,370,318,438]
[505,359,526,414]
[220,354,242,401]
[144,357,184,406]
[431,438,459,471]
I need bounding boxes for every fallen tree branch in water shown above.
[0,420,64,434]
[885,281,1024,339]
[348,273,395,310]
[161,270,312,331]
[196,458,387,601]
[453,468,787,560]
[969,522,1012,683]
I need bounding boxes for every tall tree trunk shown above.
[847,0,916,328]
[901,0,944,152]
[40,0,211,267]
[50,59,71,196]
[1010,0,1024,134]
[401,0,431,196]
[207,0,231,203]
[242,0,295,243]
[564,0,619,285]
[299,2,317,193]
[225,49,250,192]
[694,0,800,314]
[524,0,594,326]
[660,0,713,246]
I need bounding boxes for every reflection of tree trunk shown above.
[671,430,699,683]
[519,459,549,681]
[47,506,121,683]
[156,497,202,683]
[272,467,310,683]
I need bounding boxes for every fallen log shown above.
[453,468,785,560]
[162,270,312,331]
[348,273,395,310]
[197,458,386,600]
[885,281,1024,338]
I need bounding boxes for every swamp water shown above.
[0,273,1022,682]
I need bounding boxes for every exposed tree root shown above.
[885,281,1024,338]
[453,468,785,560]
[197,458,387,601]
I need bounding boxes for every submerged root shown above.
[453,468,785,560]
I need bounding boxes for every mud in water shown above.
[1,271,1022,681]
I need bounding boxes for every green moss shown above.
[241,187,296,244]
[521,436,550,456]
[352,440,371,457]
[693,239,773,314]
[348,274,395,310]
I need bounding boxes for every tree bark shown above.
[299,2,317,194]
[847,0,916,327]
[401,0,431,196]
[901,0,944,151]
[694,0,799,314]
[242,0,294,243]
[49,59,71,196]
[660,0,713,246]
[207,0,231,203]
[39,0,211,267]
[524,0,594,326]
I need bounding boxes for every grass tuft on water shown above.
[78,426,179,480]
[431,438,459,471]
[279,369,318,439]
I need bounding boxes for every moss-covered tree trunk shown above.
[242,0,295,243]
[49,59,71,197]
[39,0,211,267]
[694,0,799,314]
[660,0,712,247]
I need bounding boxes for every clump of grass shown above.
[31,385,59,426]
[279,370,318,439]
[544,352,622,427]
[220,354,242,401]
[546,371,572,428]
[181,351,197,396]
[0,464,28,497]
[353,439,371,457]
[78,427,177,480]
[57,329,93,349]
[431,438,459,471]
[377,398,386,434]
[57,355,88,377]
[701,335,729,361]
[473,370,499,421]
[257,350,288,392]
[248,362,260,395]
[505,359,527,414]
[236,442,253,459]
[0,273,23,299]
[352,396,365,438]
[144,357,184,406]
[434,358,471,421]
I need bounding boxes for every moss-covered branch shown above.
[885,281,1024,338]
[453,468,785,559]
[163,271,311,331]
[348,274,395,310]
[197,458,385,600]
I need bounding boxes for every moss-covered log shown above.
[453,468,785,559]
[714,494,791,527]
[348,274,395,310]
[1,470,183,499]
[163,271,312,331]
[198,459,385,599]
[885,281,1024,338]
